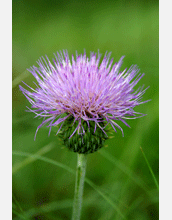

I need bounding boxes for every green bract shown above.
[60,116,108,154]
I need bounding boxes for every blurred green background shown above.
[12,0,159,219]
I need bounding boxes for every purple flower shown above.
[20,50,148,142]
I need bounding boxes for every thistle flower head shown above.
[20,50,149,154]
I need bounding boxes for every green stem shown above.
[72,153,87,220]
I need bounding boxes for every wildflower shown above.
[20,50,148,153]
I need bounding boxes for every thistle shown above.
[19,50,148,153]
[20,50,148,219]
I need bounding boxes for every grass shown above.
[140,147,159,190]
[12,150,126,219]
